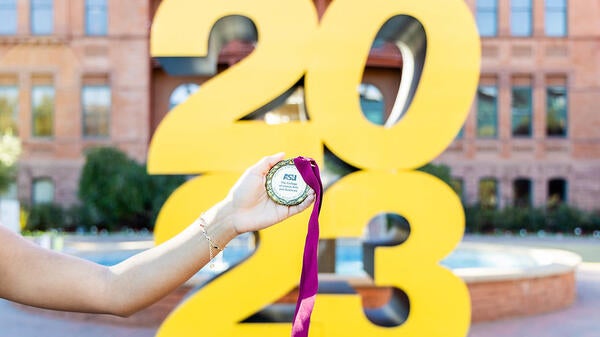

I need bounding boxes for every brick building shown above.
[439,0,600,210]
[0,0,151,206]
[0,0,598,211]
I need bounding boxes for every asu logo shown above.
[283,174,297,181]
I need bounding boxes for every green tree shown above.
[418,162,452,186]
[78,147,185,231]
[0,132,21,193]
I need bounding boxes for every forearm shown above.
[0,202,238,316]
[105,202,238,316]
[0,153,311,316]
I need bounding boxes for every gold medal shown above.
[265,159,309,206]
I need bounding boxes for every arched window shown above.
[358,83,385,126]
[169,83,200,110]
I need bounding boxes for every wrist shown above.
[201,200,239,241]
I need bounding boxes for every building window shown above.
[85,0,108,36]
[32,85,54,137]
[545,0,567,37]
[479,178,498,209]
[31,0,53,35]
[476,0,497,37]
[0,0,17,35]
[477,86,498,138]
[32,178,54,204]
[359,83,385,126]
[0,85,18,134]
[547,86,567,137]
[82,85,110,137]
[513,178,532,207]
[548,178,567,206]
[169,83,200,110]
[511,0,532,36]
[512,86,532,137]
[263,86,306,124]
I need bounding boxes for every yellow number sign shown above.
[149,0,480,336]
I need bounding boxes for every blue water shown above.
[86,238,531,277]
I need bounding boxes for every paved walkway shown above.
[0,299,157,337]
[469,262,600,337]
[466,234,600,337]
[0,235,598,337]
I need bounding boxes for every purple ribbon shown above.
[291,156,322,337]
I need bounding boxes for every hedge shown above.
[465,204,600,235]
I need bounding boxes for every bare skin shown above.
[0,153,314,317]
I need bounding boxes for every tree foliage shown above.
[0,132,21,194]
[418,162,453,187]
[465,204,600,235]
[78,147,185,231]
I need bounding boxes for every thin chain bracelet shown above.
[197,217,224,269]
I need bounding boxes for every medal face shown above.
[265,159,309,206]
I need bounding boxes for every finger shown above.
[287,191,316,216]
[265,152,285,167]
[252,152,286,175]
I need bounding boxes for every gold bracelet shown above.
[197,217,224,269]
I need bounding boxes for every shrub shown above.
[546,204,600,234]
[418,163,452,186]
[464,204,600,235]
[24,203,65,231]
[497,206,545,232]
[78,147,185,231]
[63,203,96,232]
[465,204,502,233]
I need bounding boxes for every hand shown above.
[223,153,316,234]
